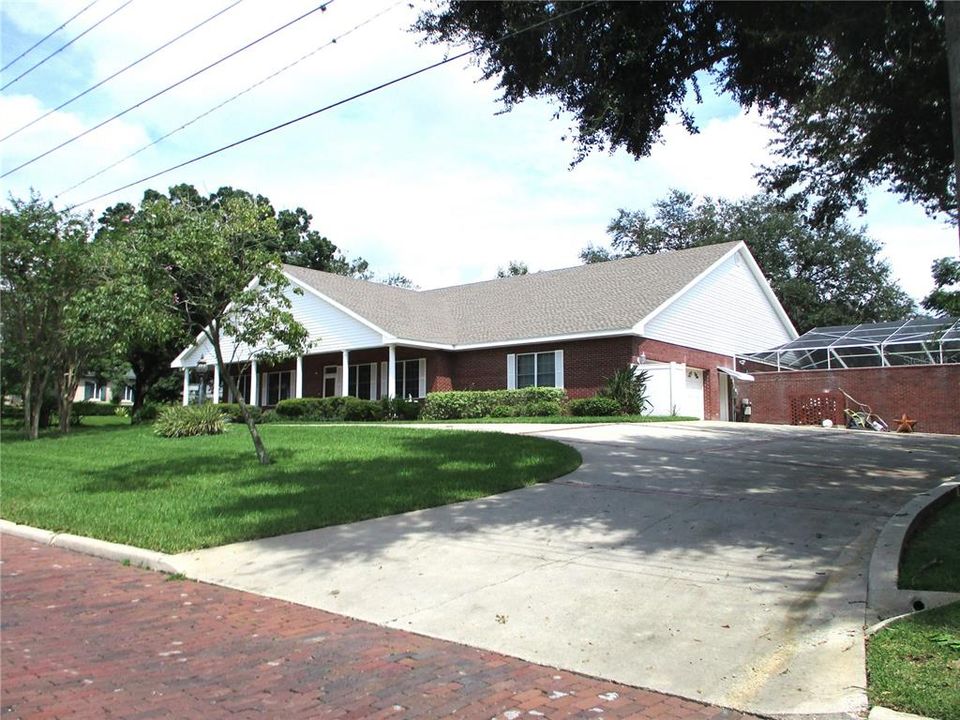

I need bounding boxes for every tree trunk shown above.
[22,371,35,440]
[946,0,960,247]
[210,337,271,465]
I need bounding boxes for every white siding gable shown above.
[642,249,795,356]
[177,282,384,367]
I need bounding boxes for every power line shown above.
[65,1,601,210]
[1,0,135,92]
[1,0,101,73]
[54,0,404,200]
[2,0,335,179]
[2,0,245,143]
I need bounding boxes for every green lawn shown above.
[1,422,580,553]
[867,601,960,719]
[900,495,960,592]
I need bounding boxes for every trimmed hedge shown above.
[215,403,263,424]
[71,401,121,421]
[421,388,567,420]
[154,404,228,438]
[273,396,385,422]
[568,396,621,417]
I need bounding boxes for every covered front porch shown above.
[180,344,449,407]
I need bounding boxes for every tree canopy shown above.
[497,260,530,278]
[416,2,957,227]
[580,190,915,333]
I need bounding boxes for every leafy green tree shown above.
[417,2,957,229]
[96,184,367,412]
[497,261,529,277]
[381,273,417,288]
[922,257,960,317]
[1,193,120,437]
[581,191,915,333]
[111,193,310,464]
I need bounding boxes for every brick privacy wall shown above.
[634,338,735,421]
[747,365,960,435]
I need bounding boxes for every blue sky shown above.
[1,0,956,301]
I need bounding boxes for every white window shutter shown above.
[418,358,427,398]
[380,362,388,399]
[506,353,516,390]
[369,363,378,400]
[554,350,564,389]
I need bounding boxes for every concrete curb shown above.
[0,519,182,575]
[866,478,960,622]
[868,706,935,720]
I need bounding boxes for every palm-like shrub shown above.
[154,404,228,438]
[600,366,652,414]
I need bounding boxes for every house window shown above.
[516,352,557,388]
[348,364,373,400]
[394,359,422,398]
[123,385,135,403]
[264,371,292,406]
[84,381,106,401]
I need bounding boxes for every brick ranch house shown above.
[171,241,798,420]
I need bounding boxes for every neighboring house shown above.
[73,374,136,406]
[171,241,797,420]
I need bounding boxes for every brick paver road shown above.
[1,534,757,719]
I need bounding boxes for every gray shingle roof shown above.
[284,241,739,346]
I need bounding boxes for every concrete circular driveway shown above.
[176,422,960,717]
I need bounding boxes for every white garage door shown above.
[684,368,704,420]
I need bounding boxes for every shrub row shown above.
[71,401,121,420]
[273,396,421,422]
[154,404,228,438]
[568,396,621,417]
[421,387,567,420]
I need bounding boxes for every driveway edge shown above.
[0,519,182,575]
[866,477,960,622]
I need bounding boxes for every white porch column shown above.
[182,368,190,406]
[341,350,350,397]
[387,344,397,399]
[295,356,304,399]
[212,363,221,404]
[250,359,259,406]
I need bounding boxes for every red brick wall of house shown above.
[746,365,960,435]
[633,338,735,421]
[448,337,636,399]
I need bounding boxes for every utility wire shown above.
[64,1,601,210]
[1,0,135,92]
[1,0,100,72]
[54,1,403,200]
[2,0,335,179]
[2,0,245,143]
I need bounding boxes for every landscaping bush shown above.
[381,397,421,421]
[422,388,567,420]
[131,401,161,424]
[599,366,652,414]
[523,400,564,417]
[569,396,621,416]
[257,409,279,424]
[489,405,517,418]
[275,397,325,419]
[71,401,120,424]
[342,397,383,421]
[215,403,263,424]
[154,405,228,438]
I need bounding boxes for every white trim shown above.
[295,356,303,398]
[341,350,350,397]
[717,366,754,382]
[182,368,190,406]
[443,328,637,352]
[418,358,427,399]
[506,353,516,390]
[250,359,259,407]
[554,349,564,389]
[387,344,396,399]
[213,363,221,403]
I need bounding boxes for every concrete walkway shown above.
[176,422,960,718]
[2,534,758,720]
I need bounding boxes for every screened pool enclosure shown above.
[743,317,960,371]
